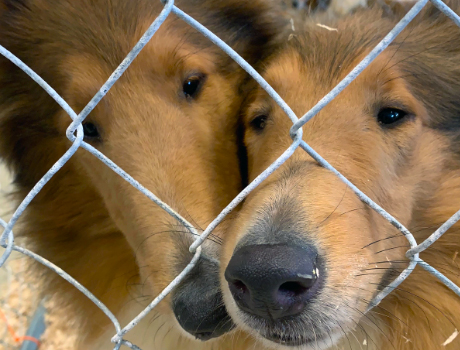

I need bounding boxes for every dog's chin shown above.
[173,322,225,343]
[226,305,345,350]
[246,324,344,350]
[257,330,344,350]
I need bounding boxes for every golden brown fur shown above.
[0,0,287,348]
[221,2,460,349]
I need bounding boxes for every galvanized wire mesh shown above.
[1,0,460,349]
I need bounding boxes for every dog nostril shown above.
[279,281,309,297]
[233,280,248,293]
[229,279,250,305]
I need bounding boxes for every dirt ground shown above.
[0,163,35,350]
[0,163,78,350]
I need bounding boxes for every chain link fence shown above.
[1,0,460,349]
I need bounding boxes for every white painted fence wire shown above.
[1,0,460,348]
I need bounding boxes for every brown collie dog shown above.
[221,1,460,349]
[0,0,286,348]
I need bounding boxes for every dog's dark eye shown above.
[250,115,268,132]
[82,122,100,139]
[183,75,204,99]
[377,108,408,125]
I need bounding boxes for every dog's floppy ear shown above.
[184,0,288,64]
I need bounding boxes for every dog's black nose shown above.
[225,244,321,320]
[174,296,233,341]
[172,258,234,341]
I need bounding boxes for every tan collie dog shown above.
[221,1,460,349]
[0,0,286,348]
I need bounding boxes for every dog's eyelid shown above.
[253,110,270,118]
[248,106,271,121]
[378,100,414,116]
[184,71,207,81]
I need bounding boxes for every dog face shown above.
[0,0,285,342]
[62,34,244,340]
[221,3,460,348]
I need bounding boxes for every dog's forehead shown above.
[257,49,365,116]
[140,32,219,75]
[260,39,416,111]
[259,11,396,93]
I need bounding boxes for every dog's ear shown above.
[184,0,288,65]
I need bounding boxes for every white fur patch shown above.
[442,329,459,346]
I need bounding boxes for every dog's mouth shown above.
[233,306,350,349]
[251,320,335,348]
[263,332,321,346]
[172,246,235,341]
[258,327,343,349]
[234,311,337,348]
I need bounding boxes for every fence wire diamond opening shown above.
[1,0,460,348]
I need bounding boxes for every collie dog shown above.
[0,0,284,348]
[221,2,460,349]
